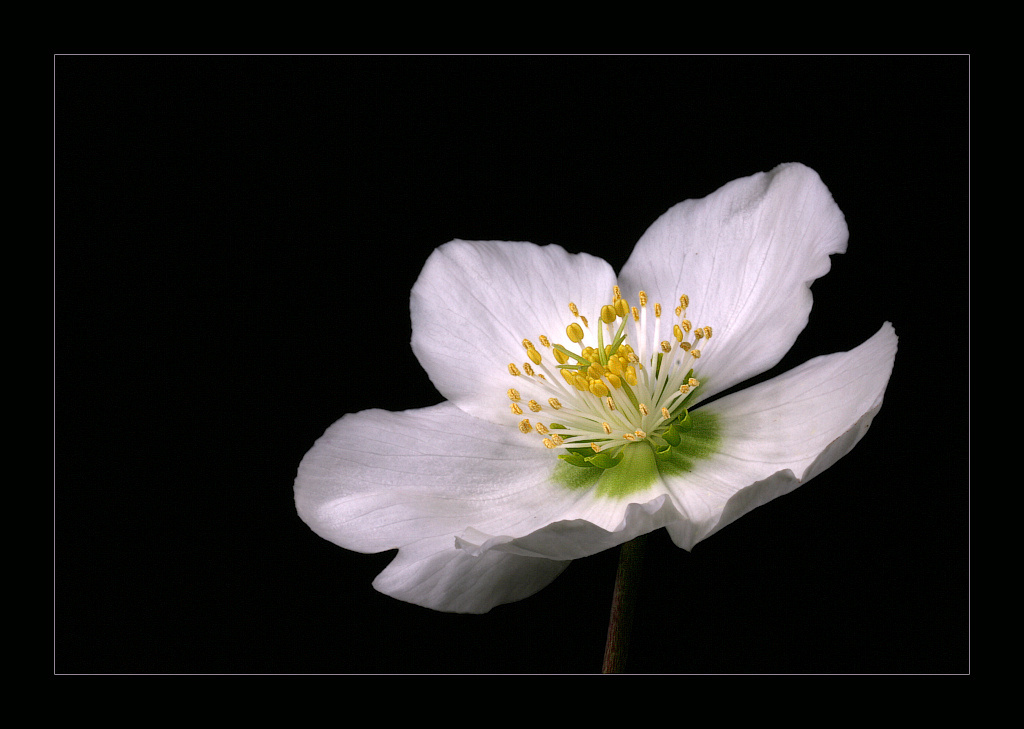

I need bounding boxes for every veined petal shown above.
[661,322,897,550]
[410,240,617,426]
[617,163,849,403]
[294,401,635,613]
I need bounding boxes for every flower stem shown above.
[601,533,647,674]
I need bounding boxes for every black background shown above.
[56,54,969,675]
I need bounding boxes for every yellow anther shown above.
[527,347,542,365]
[550,433,564,445]
[614,298,629,318]
[688,377,700,387]
[679,385,690,394]
[675,306,683,317]
[624,366,637,386]
[680,294,689,309]
[507,388,521,401]
[511,403,523,415]
[573,374,589,391]
[623,433,636,441]
[661,407,671,419]
[680,341,691,351]
[690,349,701,359]
[605,396,616,410]
[635,429,647,439]
[703,326,713,339]
[589,379,610,398]
[613,285,621,301]
[607,356,623,376]
[639,403,649,416]
[528,399,542,412]
[639,290,647,306]
[539,334,551,347]
[553,348,569,364]
[535,422,549,435]
[590,442,601,453]
[508,363,521,376]
[522,362,535,376]
[680,319,692,333]
[518,419,532,434]
[522,339,534,350]
[580,315,589,328]
[605,373,622,389]
[542,438,556,449]
[587,362,606,379]
[673,324,683,342]
[569,302,579,317]
[561,369,576,385]
[631,306,639,322]
[548,397,562,410]
[602,422,612,434]
[566,322,585,343]
[661,341,672,353]
[601,304,617,324]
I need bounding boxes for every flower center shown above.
[505,285,714,470]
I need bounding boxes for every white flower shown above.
[294,163,897,614]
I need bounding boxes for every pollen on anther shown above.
[535,422,549,435]
[605,397,616,411]
[548,397,562,410]
[522,362,536,376]
[522,339,534,350]
[661,407,670,419]
[639,403,649,416]
[518,419,532,434]
[654,303,662,317]
[688,377,700,387]
[550,433,564,445]
[528,399,542,412]
[508,363,521,376]
[539,334,551,347]
[527,347,542,365]
[511,403,523,415]
[634,429,646,439]
[691,349,701,359]
[542,438,556,449]
[602,422,612,434]
[703,326,713,339]
[569,302,579,317]
[639,290,647,306]
[680,294,689,309]
[590,442,601,453]
[507,388,520,401]
[660,341,672,353]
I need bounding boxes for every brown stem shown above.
[601,533,647,674]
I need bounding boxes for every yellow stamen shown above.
[661,407,670,419]
[605,396,616,410]
[639,290,647,306]
[569,302,579,318]
[527,347,542,365]
[673,324,683,342]
[589,379,610,398]
[601,422,612,434]
[600,304,617,324]
[508,363,521,376]
[542,438,556,449]
[522,362,535,376]
[566,322,584,342]
[539,334,550,347]
[535,422,549,435]
[638,403,649,416]
[507,388,520,401]
[655,303,662,317]
[511,403,523,415]
[614,298,629,318]
[548,397,562,410]
[590,442,601,453]
[518,419,532,434]
[528,399,542,412]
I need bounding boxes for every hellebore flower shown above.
[295,163,897,614]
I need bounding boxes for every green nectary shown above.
[552,409,722,498]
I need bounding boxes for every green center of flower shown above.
[505,286,714,474]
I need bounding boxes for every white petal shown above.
[410,240,617,426]
[617,163,849,403]
[661,322,897,550]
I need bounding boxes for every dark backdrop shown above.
[56,54,969,675]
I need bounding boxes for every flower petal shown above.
[617,163,849,403]
[410,240,617,426]
[661,322,897,550]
